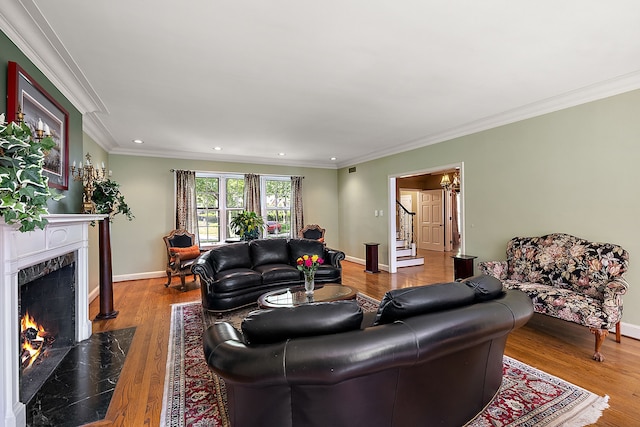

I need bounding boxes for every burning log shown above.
[20,312,55,369]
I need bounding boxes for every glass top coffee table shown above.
[258,284,357,309]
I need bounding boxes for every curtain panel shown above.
[291,176,304,237]
[244,174,261,215]
[175,170,198,243]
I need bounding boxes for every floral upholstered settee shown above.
[478,233,629,362]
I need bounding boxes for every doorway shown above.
[388,163,464,273]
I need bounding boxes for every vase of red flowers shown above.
[296,254,324,296]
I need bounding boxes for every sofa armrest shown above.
[477,261,508,280]
[603,278,629,304]
[192,250,216,288]
[324,247,345,268]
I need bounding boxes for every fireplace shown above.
[1,214,106,427]
[19,252,77,404]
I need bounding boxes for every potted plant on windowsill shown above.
[229,211,265,241]
[0,113,64,232]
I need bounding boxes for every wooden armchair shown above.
[298,224,325,243]
[163,229,199,291]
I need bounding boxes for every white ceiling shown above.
[2,1,640,169]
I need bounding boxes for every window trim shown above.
[195,172,293,244]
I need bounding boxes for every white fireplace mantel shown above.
[1,214,106,427]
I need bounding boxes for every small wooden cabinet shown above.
[364,242,380,273]
[451,254,477,280]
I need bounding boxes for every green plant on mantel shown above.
[0,113,64,232]
[91,178,134,221]
[229,210,265,240]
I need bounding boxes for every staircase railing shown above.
[396,200,415,250]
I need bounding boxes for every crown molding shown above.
[338,70,640,169]
[108,147,340,169]
[82,112,119,151]
[0,0,107,115]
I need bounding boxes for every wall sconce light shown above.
[440,173,451,190]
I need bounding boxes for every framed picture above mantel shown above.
[6,61,70,190]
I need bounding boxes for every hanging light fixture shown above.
[440,171,460,194]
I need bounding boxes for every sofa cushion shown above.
[288,238,326,265]
[501,280,610,329]
[313,265,341,282]
[461,274,504,301]
[374,282,475,325]
[254,264,301,284]
[210,243,251,272]
[212,268,262,293]
[250,238,290,267]
[241,300,363,345]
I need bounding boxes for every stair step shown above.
[396,239,409,248]
[396,248,413,257]
[396,256,425,268]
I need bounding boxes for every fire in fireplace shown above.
[20,311,55,370]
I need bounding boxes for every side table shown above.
[451,254,477,280]
[364,242,380,273]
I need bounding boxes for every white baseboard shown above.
[613,321,640,340]
[344,256,389,272]
[88,287,100,303]
[114,270,166,282]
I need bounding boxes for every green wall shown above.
[0,30,84,212]
[106,155,339,279]
[338,89,640,325]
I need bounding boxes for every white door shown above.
[418,190,444,251]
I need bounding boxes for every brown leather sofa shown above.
[193,238,345,313]
[203,275,534,427]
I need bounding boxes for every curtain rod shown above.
[170,169,304,178]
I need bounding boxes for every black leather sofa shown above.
[203,275,534,427]
[193,238,345,313]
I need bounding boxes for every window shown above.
[195,173,293,244]
[196,174,244,244]
[263,178,291,238]
[196,176,220,243]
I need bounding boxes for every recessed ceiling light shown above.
[330,157,337,161]
[278,152,286,156]
[132,139,144,144]
[213,147,222,151]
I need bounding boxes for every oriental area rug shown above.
[161,297,609,427]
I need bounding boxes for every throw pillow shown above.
[249,238,289,267]
[170,245,200,263]
[374,282,475,325]
[241,300,363,345]
[460,274,504,301]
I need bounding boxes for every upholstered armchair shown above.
[298,224,325,243]
[163,229,200,291]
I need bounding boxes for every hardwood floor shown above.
[87,251,640,426]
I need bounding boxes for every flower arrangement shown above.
[0,113,64,232]
[296,255,324,280]
[297,254,324,295]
